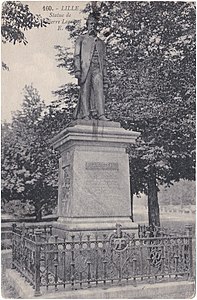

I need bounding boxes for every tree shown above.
[159,180,195,207]
[53,1,195,226]
[1,85,59,221]
[1,1,49,70]
[1,1,49,45]
[101,1,195,226]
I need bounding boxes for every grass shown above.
[1,251,20,299]
[1,271,20,298]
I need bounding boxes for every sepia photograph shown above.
[1,1,196,298]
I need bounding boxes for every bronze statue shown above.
[74,13,108,121]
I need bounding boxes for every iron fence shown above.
[138,224,192,238]
[11,223,193,296]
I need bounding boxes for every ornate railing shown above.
[138,224,191,238]
[12,223,193,296]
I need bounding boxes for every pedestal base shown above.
[54,216,138,231]
[52,217,138,239]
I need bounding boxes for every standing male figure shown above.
[74,13,108,120]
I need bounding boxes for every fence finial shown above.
[116,223,122,238]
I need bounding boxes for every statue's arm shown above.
[74,36,82,79]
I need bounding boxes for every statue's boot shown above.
[82,116,90,121]
[98,114,109,121]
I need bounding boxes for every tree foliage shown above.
[1,85,59,220]
[159,180,195,206]
[1,1,49,45]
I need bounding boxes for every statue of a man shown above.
[73,13,108,121]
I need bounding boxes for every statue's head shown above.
[86,13,99,35]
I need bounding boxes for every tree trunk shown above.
[35,201,42,222]
[148,171,160,227]
[130,193,134,221]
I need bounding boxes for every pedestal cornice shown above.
[51,121,140,151]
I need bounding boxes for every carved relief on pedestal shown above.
[62,165,71,201]
[64,151,70,162]
[58,150,73,216]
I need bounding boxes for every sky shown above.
[1,1,88,122]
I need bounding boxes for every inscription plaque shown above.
[84,161,121,203]
[85,162,119,170]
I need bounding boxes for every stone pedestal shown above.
[51,119,140,232]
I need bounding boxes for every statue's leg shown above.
[92,68,105,116]
[90,86,97,117]
[80,71,91,119]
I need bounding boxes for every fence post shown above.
[54,235,58,291]
[34,230,41,296]
[185,225,193,279]
[11,223,17,269]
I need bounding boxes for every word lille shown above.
[61,5,79,11]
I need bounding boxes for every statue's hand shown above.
[75,71,81,80]
[103,82,108,90]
